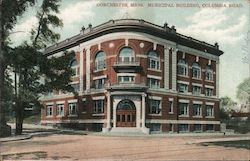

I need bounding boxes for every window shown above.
[206,124,214,131]
[177,59,188,76]
[93,100,104,114]
[46,105,53,116]
[206,105,214,117]
[169,124,173,132]
[71,83,80,92]
[148,51,160,70]
[205,88,213,96]
[57,104,64,116]
[169,101,173,113]
[118,47,135,63]
[192,86,201,95]
[95,78,106,89]
[205,65,213,81]
[118,76,135,83]
[82,99,86,113]
[148,78,160,89]
[69,103,77,115]
[179,103,189,116]
[148,123,161,132]
[179,124,189,132]
[193,104,202,116]
[177,83,188,93]
[194,124,202,132]
[149,99,161,114]
[95,51,106,70]
[192,63,201,79]
[70,59,79,77]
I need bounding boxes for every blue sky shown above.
[10,0,250,102]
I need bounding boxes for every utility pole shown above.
[0,0,11,137]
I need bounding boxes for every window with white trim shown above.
[70,59,79,77]
[177,59,188,76]
[179,124,189,132]
[205,88,213,96]
[177,83,188,93]
[93,100,104,114]
[149,99,161,114]
[179,103,189,116]
[118,76,135,83]
[192,63,201,79]
[69,103,77,115]
[193,104,202,116]
[46,105,53,116]
[194,124,202,132]
[205,65,213,81]
[206,105,214,117]
[95,78,106,89]
[206,124,214,131]
[148,78,160,89]
[118,47,135,63]
[95,51,106,70]
[192,85,201,95]
[148,51,160,70]
[56,104,64,116]
[169,101,173,113]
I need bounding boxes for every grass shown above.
[203,140,250,150]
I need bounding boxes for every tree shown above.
[237,77,250,103]
[220,96,237,112]
[7,0,75,135]
[0,0,35,137]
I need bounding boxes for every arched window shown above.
[192,62,201,79]
[70,59,79,76]
[118,47,135,63]
[117,99,136,110]
[148,51,160,70]
[95,51,106,70]
[177,59,188,76]
[205,65,213,81]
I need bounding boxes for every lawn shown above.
[204,140,250,150]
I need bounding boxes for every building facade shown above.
[41,19,223,134]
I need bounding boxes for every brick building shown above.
[41,19,223,134]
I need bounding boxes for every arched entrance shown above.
[116,99,136,127]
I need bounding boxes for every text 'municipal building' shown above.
[41,19,223,134]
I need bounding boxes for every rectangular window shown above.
[169,101,173,113]
[177,83,188,93]
[71,83,80,92]
[179,103,189,116]
[149,59,160,70]
[69,103,77,115]
[95,78,106,89]
[206,105,214,117]
[82,100,86,113]
[177,65,187,76]
[149,99,161,114]
[205,71,213,81]
[179,124,189,132]
[95,60,106,70]
[118,76,135,83]
[46,105,53,116]
[192,86,201,95]
[93,100,104,114]
[192,68,200,78]
[194,124,202,132]
[205,88,213,96]
[193,104,202,116]
[57,104,64,116]
[148,123,161,132]
[206,124,214,131]
[148,78,160,89]
[169,124,173,132]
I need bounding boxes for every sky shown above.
[9,0,250,103]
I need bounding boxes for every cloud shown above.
[178,8,247,45]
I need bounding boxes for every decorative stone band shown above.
[146,119,220,124]
[41,119,106,124]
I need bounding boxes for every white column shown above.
[113,101,116,128]
[164,46,170,89]
[216,60,220,97]
[141,93,146,128]
[172,48,177,91]
[106,92,111,128]
[86,47,91,91]
[79,45,84,92]
[136,100,141,128]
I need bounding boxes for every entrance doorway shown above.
[116,99,136,127]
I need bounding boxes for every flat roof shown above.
[45,19,224,56]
